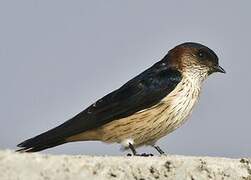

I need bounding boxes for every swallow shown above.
[17,42,225,156]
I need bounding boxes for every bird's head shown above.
[168,42,225,81]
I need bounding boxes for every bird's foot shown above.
[127,143,153,157]
[127,153,153,157]
[139,153,154,157]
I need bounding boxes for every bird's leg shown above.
[127,143,153,157]
[128,143,137,156]
[153,145,166,155]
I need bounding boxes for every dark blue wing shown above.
[61,60,182,133]
[17,59,182,151]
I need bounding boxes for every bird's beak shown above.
[214,65,226,73]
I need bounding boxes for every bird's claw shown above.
[127,153,153,157]
[139,153,154,157]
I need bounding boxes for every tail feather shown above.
[17,130,66,152]
[17,139,65,152]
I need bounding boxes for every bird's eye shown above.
[198,51,204,58]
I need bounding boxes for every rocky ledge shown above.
[0,150,250,180]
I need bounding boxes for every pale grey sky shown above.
[0,0,250,158]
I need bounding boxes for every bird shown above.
[17,42,225,156]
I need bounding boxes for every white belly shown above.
[160,77,201,133]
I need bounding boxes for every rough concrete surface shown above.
[0,150,251,180]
